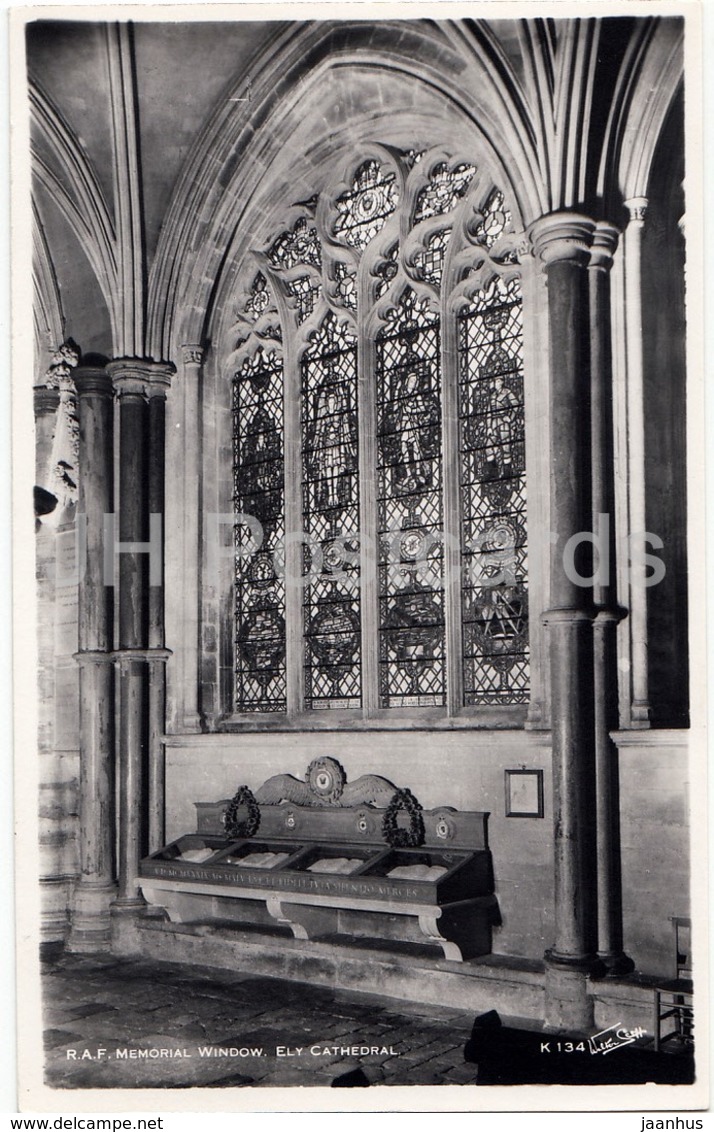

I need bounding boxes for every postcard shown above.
[9,0,708,1115]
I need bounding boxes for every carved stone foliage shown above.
[43,339,80,515]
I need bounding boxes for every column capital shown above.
[107,358,174,399]
[624,196,648,225]
[527,211,597,267]
[33,385,60,417]
[146,363,174,399]
[589,223,620,271]
[107,358,150,399]
[180,343,205,367]
[73,366,113,399]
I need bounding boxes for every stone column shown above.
[169,345,203,732]
[529,213,600,1028]
[67,366,117,950]
[623,198,651,726]
[109,360,174,932]
[147,367,172,851]
[589,226,634,976]
[109,361,151,917]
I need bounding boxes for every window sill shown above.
[213,705,529,732]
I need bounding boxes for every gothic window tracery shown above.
[333,159,399,250]
[230,146,530,718]
[414,161,476,223]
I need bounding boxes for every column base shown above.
[525,700,549,729]
[110,898,148,956]
[67,881,118,953]
[630,701,652,727]
[544,964,595,1032]
[597,951,636,977]
[545,949,606,977]
[180,711,203,733]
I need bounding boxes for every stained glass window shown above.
[414,229,451,286]
[268,218,322,270]
[473,189,512,249]
[301,314,361,709]
[245,272,271,321]
[287,275,321,324]
[375,243,399,298]
[233,347,287,711]
[376,289,445,707]
[459,277,529,704]
[333,160,398,251]
[414,162,475,223]
[268,217,322,325]
[333,262,358,311]
[231,147,529,719]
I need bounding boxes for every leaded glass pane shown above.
[472,188,512,248]
[233,348,286,711]
[459,277,529,705]
[414,229,451,286]
[302,314,361,709]
[334,262,357,311]
[375,243,399,298]
[243,271,282,341]
[268,217,322,270]
[288,275,321,324]
[334,160,398,251]
[245,272,270,321]
[414,162,475,223]
[377,289,445,707]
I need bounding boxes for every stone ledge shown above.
[119,919,684,1038]
[128,917,547,1020]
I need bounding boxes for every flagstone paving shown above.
[42,950,480,1090]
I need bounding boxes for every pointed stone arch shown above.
[146,20,545,362]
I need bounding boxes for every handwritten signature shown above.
[588,1023,647,1055]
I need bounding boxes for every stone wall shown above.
[163,727,693,977]
[165,729,554,961]
[614,730,691,978]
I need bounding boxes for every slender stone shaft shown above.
[147,369,171,850]
[623,198,651,726]
[529,214,599,980]
[109,360,173,908]
[589,226,634,974]
[172,345,204,732]
[109,362,150,908]
[68,366,117,950]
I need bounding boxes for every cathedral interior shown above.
[27,13,695,1062]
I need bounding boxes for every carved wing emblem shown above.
[255,774,316,806]
[340,774,398,808]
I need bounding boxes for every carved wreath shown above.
[382,788,425,849]
[224,785,261,839]
[306,757,347,804]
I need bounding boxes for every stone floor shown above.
[42,950,695,1093]
[42,949,482,1090]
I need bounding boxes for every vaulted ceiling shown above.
[26,16,684,370]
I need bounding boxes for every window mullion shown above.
[283,333,305,715]
[441,304,465,715]
[357,318,380,717]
